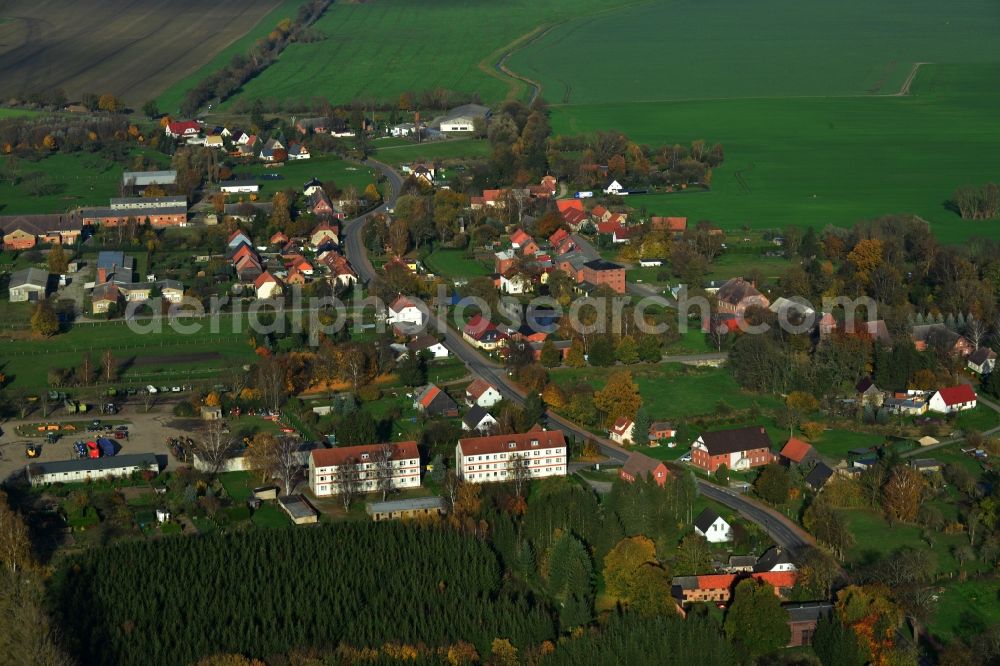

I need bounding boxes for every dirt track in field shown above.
[0,0,278,103]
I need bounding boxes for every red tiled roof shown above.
[596,220,625,234]
[254,272,277,289]
[458,430,566,456]
[510,229,533,246]
[311,441,418,468]
[612,417,633,435]
[780,437,814,463]
[549,228,569,245]
[167,120,200,134]
[753,571,798,589]
[270,232,288,244]
[936,384,977,406]
[556,199,584,213]
[418,385,441,408]
[466,378,494,400]
[592,205,608,217]
[390,295,415,312]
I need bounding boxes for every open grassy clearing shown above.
[0,153,124,215]
[928,579,1000,643]
[553,64,1000,244]
[423,248,490,278]
[550,362,782,420]
[157,0,309,114]
[223,0,635,108]
[0,0,282,104]
[810,429,883,463]
[373,138,492,164]
[510,0,1000,105]
[238,155,375,198]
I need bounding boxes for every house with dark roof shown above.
[968,347,997,375]
[715,277,769,318]
[912,323,974,357]
[413,384,458,417]
[785,601,833,647]
[691,426,774,473]
[27,453,158,486]
[805,462,835,491]
[0,213,83,248]
[462,406,497,433]
[754,546,797,573]
[694,507,732,543]
[855,376,882,406]
[435,104,491,132]
[406,334,449,359]
[779,437,818,467]
[619,452,669,487]
[579,258,626,294]
[8,267,50,302]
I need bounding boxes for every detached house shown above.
[619,452,669,487]
[694,507,732,543]
[254,272,282,299]
[715,277,769,318]
[413,384,459,417]
[463,314,506,350]
[968,347,997,375]
[462,406,498,433]
[387,295,424,326]
[912,323,974,357]
[929,385,977,414]
[609,417,636,445]
[406,335,449,360]
[165,121,200,139]
[779,437,819,467]
[691,426,775,473]
[466,378,503,409]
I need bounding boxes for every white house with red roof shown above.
[929,385,977,414]
[455,430,567,483]
[609,417,636,445]
[466,377,503,408]
[165,120,201,139]
[387,295,424,326]
[308,442,421,497]
[254,272,282,299]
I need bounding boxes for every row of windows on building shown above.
[464,448,563,462]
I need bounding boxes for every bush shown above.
[357,385,382,402]
[172,401,196,417]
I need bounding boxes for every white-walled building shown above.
[465,378,503,408]
[387,295,424,326]
[309,442,421,497]
[27,453,158,486]
[694,507,732,544]
[456,430,567,484]
[929,385,978,414]
[609,417,635,445]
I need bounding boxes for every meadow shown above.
[0,153,126,215]
[553,64,1000,243]
[509,0,1000,104]
[0,0,281,104]
[423,248,490,278]
[239,155,375,198]
[372,138,492,164]
[223,0,635,108]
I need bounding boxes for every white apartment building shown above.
[455,431,567,484]
[309,442,421,497]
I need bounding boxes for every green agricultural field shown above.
[552,64,1000,243]
[510,0,1000,105]
[157,0,310,114]
[238,155,375,198]
[223,0,635,108]
[423,248,490,278]
[550,363,782,420]
[0,153,124,215]
[373,138,492,164]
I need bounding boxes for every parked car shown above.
[114,431,127,440]
[679,452,692,463]
[146,385,158,394]
[171,386,182,393]
[115,425,129,432]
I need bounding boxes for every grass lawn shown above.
[238,154,375,199]
[423,248,490,278]
[156,0,310,113]
[0,153,123,215]
[928,578,1000,643]
[222,0,633,107]
[219,471,255,502]
[663,327,713,356]
[955,404,1000,434]
[552,63,1000,244]
[811,429,884,463]
[706,252,793,281]
[374,138,492,164]
[550,362,782,420]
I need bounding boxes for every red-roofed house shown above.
[466,378,503,408]
[310,221,339,248]
[456,430,567,483]
[929,385,977,414]
[612,227,639,244]
[672,571,798,605]
[470,189,507,210]
[591,205,611,223]
[540,175,558,196]
[549,228,569,246]
[779,437,818,467]
[387,295,424,326]
[270,231,289,246]
[463,314,506,350]
[619,452,669,486]
[609,417,635,444]
[562,207,589,230]
[165,121,201,138]
[556,199,584,213]
[596,219,626,235]
[413,384,459,417]
[309,442,421,496]
[651,216,688,235]
[254,272,282,299]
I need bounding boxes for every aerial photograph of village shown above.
[1,1,999,664]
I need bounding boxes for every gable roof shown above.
[698,426,772,456]
[935,384,977,406]
[390,295,416,312]
[458,430,566,456]
[780,437,814,464]
[466,377,496,400]
[556,199,584,213]
[855,376,877,393]
[621,452,666,480]
[510,229,533,246]
[9,267,49,289]
[651,216,688,232]
[694,507,725,533]
[549,228,569,245]
[717,277,765,306]
[753,546,795,573]
[310,441,418,468]
[805,462,834,489]
[969,347,997,365]
[415,384,458,414]
[611,417,633,436]
[254,272,278,290]
[462,405,493,430]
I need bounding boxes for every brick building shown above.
[691,426,775,473]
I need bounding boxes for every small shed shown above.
[253,485,279,501]
[278,495,318,525]
[201,405,223,421]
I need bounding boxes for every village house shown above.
[465,378,503,409]
[715,277,769,318]
[254,272,282,299]
[650,216,688,235]
[494,249,517,275]
[413,384,459,417]
[929,385,977,413]
[287,142,311,160]
[165,120,200,139]
[968,347,997,375]
[784,602,834,647]
[405,335,449,359]
[618,452,670,486]
[754,547,798,573]
[609,417,636,445]
[455,430,567,483]
[911,323,974,356]
[317,252,357,288]
[1,213,83,249]
[8,268,50,302]
[308,441,421,497]
[462,406,498,433]
[779,437,819,467]
[805,462,835,491]
[579,259,626,294]
[818,313,892,345]
[855,376,883,407]
[463,314,506,350]
[671,571,797,605]
[694,507,732,543]
[387,295,424,326]
[691,426,775,473]
[500,270,530,294]
[258,137,286,162]
[883,391,929,415]
[648,421,677,443]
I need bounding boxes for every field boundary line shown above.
[895,62,931,96]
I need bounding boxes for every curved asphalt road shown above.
[343,160,813,552]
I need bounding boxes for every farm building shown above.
[691,426,775,472]
[278,495,319,525]
[220,180,259,194]
[366,496,446,522]
[8,267,50,302]
[26,453,158,486]
[929,385,977,413]
[121,170,177,188]
[435,104,491,132]
[0,213,83,248]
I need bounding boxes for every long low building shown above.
[455,430,567,484]
[366,496,446,521]
[309,442,421,497]
[80,205,188,228]
[26,453,159,486]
